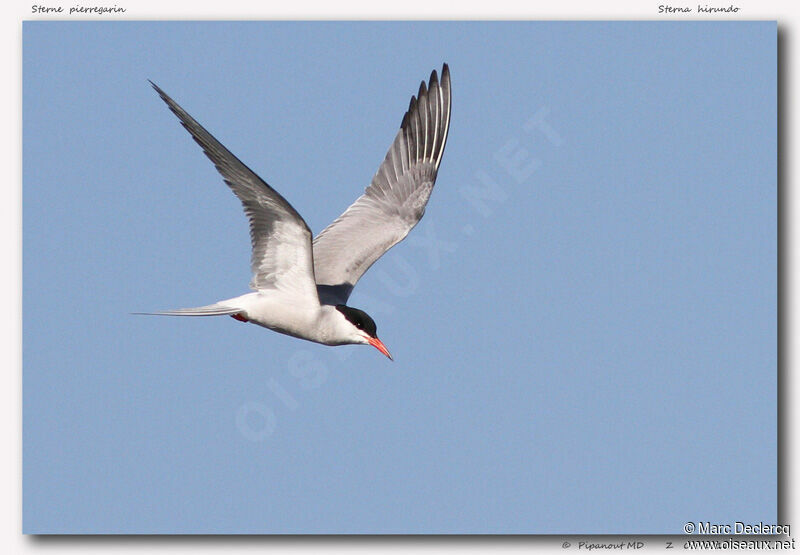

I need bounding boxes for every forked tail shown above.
[133,303,243,317]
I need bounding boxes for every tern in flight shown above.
[141,65,451,360]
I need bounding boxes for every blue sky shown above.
[23,21,776,533]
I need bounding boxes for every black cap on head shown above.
[335,305,377,338]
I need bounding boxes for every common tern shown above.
[141,65,451,360]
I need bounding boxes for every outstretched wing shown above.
[312,64,451,305]
[151,82,320,307]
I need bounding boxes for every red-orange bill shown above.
[367,337,393,361]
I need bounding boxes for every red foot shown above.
[231,313,248,323]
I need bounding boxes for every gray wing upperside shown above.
[151,82,320,306]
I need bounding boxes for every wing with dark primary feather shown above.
[312,64,452,305]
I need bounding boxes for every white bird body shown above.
[141,65,452,360]
[206,293,363,346]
